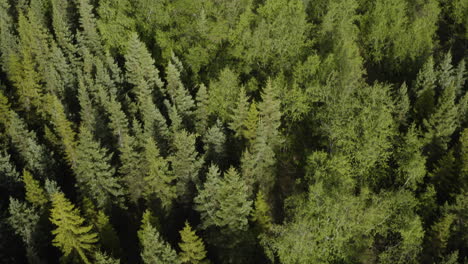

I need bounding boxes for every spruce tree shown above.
[195,165,252,233]
[229,86,249,139]
[95,251,120,264]
[195,83,210,134]
[170,130,203,200]
[75,125,124,209]
[203,120,226,164]
[143,137,176,210]
[178,221,207,264]
[252,191,273,231]
[50,192,98,264]
[22,169,48,207]
[138,211,179,264]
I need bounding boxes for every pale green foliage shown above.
[305,151,354,192]
[170,130,203,200]
[143,137,176,210]
[209,68,239,121]
[97,0,135,53]
[194,83,210,134]
[119,133,145,203]
[232,0,309,73]
[203,120,226,163]
[320,0,363,87]
[229,86,249,139]
[125,32,163,98]
[8,197,40,243]
[139,211,179,264]
[50,192,98,264]
[395,125,426,189]
[269,186,423,264]
[361,0,440,69]
[0,151,20,186]
[195,165,252,233]
[178,221,207,264]
[165,59,196,123]
[75,126,124,208]
[424,54,464,150]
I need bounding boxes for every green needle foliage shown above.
[178,221,207,264]
[50,192,98,264]
[0,0,467,262]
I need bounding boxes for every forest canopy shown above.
[0,0,467,263]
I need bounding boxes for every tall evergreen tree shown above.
[75,126,124,209]
[178,221,207,264]
[195,165,252,233]
[138,211,179,264]
[22,169,48,208]
[170,130,203,201]
[143,137,176,210]
[50,192,98,264]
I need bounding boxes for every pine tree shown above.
[195,165,252,233]
[22,169,48,207]
[143,137,176,210]
[170,130,203,200]
[75,125,124,209]
[178,221,207,264]
[50,192,98,264]
[138,211,179,264]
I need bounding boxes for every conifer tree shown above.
[203,120,226,164]
[50,192,98,264]
[244,101,259,144]
[82,198,121,257]
[166,59,196,122]
[178,221,207,264]
[138,211,179,264]
[95,251,120,264]
[22,169,48,208]
[195,84,210,134]
[8,197,41,263]
[97,0,135,53]
[209,68,239,121]
[0,151,20,189]
[229,86,249,139]
[143,137,176,210]
[170,130,203,200]
[395,125,426,189]
[252,191,273,231]
[258,80,282,149]
[119,133,145,203]
[75,126,124,209]
[195,165,252,233]
[8,197,40,245]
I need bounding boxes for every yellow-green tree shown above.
[50,192,98,264]
[178,221,207,264]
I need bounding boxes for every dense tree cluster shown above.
[0,0,467,263]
